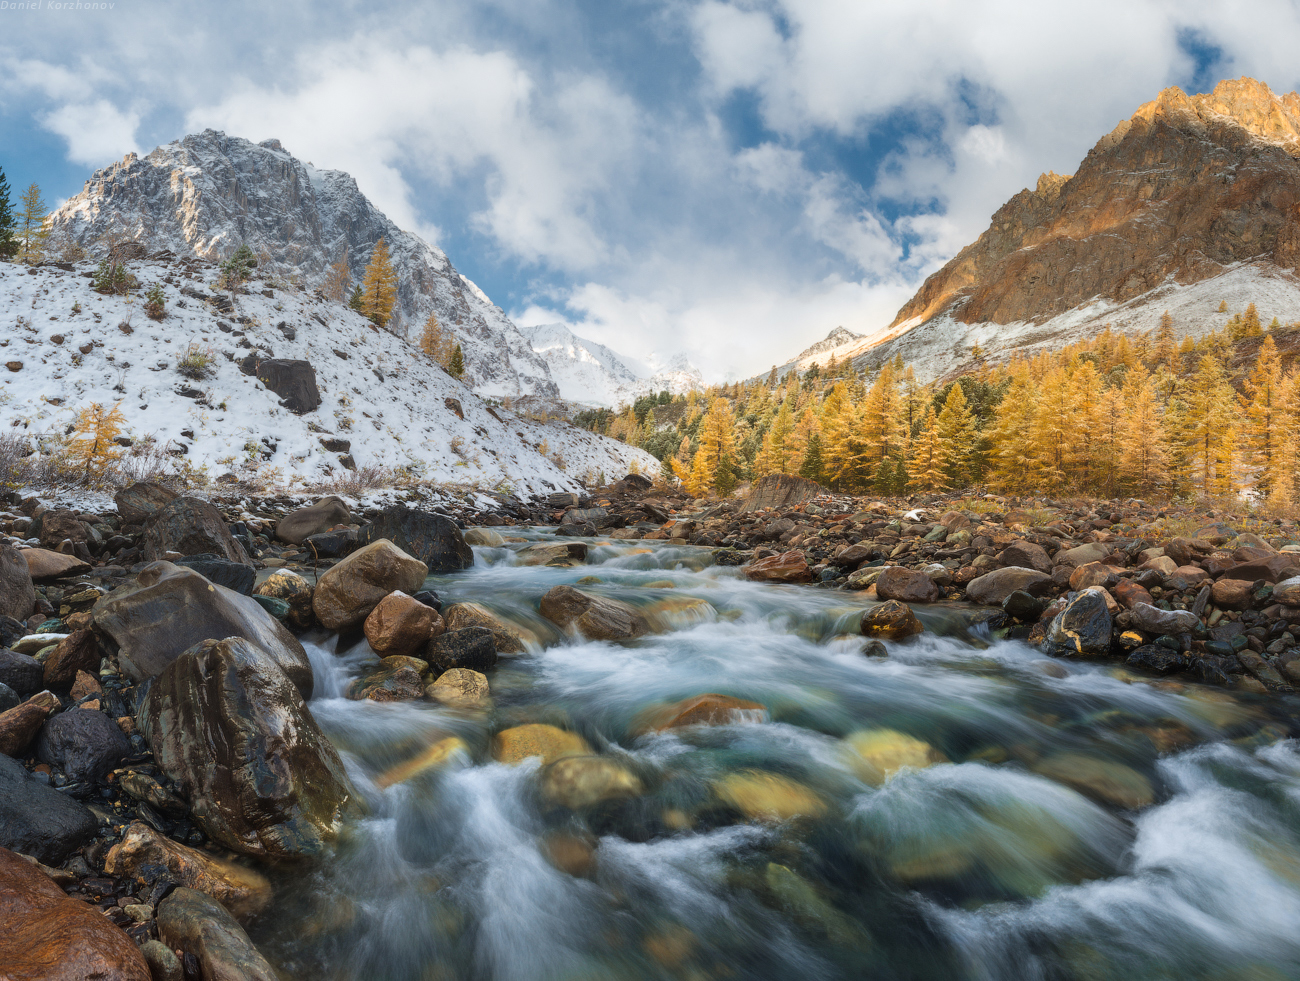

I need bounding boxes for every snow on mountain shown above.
[0,257,657,495]
[46,131,558,399]
[637,353,704,399]
[520,323,704,407]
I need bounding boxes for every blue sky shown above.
[3,0,1299,379]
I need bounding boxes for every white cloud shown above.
[40,100,140,166]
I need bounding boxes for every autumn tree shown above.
[69,401,125,478]
[934,382,976,487]
[420,312,455,369]
[17,183,49,264]
[1179,353,1238,496]
[908,406,948,492]
[360,237,399,327]
[1241,335,1285,497]
[322,249,351,302]
[1120,364,1167,495]
[1155,310,1177,370]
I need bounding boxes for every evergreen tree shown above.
[1154,310,1176,370]
[0,166,16,260]
[349,285,364,312]
[799,433,826,485]
[360,237,399,327]
[448,344,465,379]
[17,183,49,264]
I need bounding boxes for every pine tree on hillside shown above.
[1180,353,1238,496]
[448,344,465,379]
[1120,364,1167,495]
[987,361,1038,492]
[1030,367,1075,491]
[0,167,16,261]
[348,285,364,312]
[908,406,948,492]
[360,237,399,327]
[17,183,49,264]
[858,362,900,479]
[1242,303,1263,338]
[799,433,826,485]
[934,382,976,487]
[420,312,456,369]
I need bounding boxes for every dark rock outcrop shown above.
[358,505,473,574]
[0,754,99,864]
[256,358,321,414]
[142,497,251,565]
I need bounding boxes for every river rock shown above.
[1033,752,1154,809]
[253,570,315,631]
[743,551,813,583]
[1112,579,1154,609]
[0,649,44,696]
[1272,575,1300,607]
[37,509,89,549]
[0,682,16,712]
[105,821,272,922]
[41,629,99,689]
[20,548,91,581]
[1141,555,1178,576]
[0,753,98,863]
[358,505,473,574]
[966,567,1051,605]
[714,771,826,822]
[142,497,251,565]
[275,496,352,544]
[637,693,767,733]
[174,554,256,595]
[35,708,130,784]
[861,600,924,639]
[875,567,940,603]
[538,585,650,640]
[1045,586,1112,656]
[426,626,498,673]
[539,756,644,809]
[157,887,278,981]
[492,724,591,765]
[426,668,490,707]
[442,602,526,652]
[517,542,588,566]
[1000,540,1052,573]
[348,656,429,702]
[1054,542,1113,569]
[94,562,313,697]
[138,637,359,860]
[312,539,429,629]
[374,736,470,788]
[0,846,150,981]
[1210,577,1253,610]
[0,691,59,757]
[139,941,182,981]
[1128,603,1200,635]
[1126,645,1188,675]
[114,481,179,525]
[1069,562,1120,590]
[1219,554,1297,583]
[364,591,444,656]
[0,543,36,621]
[463,527,506,547]
[844,729,945,785]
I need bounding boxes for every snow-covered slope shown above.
[521,323,704,407]
[47,131,557,399]
[0,257,656,494]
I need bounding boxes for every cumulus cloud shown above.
[41,100,141,166]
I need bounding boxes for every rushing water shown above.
[259,531,1300,981]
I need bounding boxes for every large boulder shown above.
[142,497,251,565]
[19,548,91,581]
[114,481,179,526]
[0,649,44,696]
[0,543,36,622]
[0,754,98,864]
[539,756,643,809]
[174,554,256,595]
[253,570,316,631]
[275,496,351,544]
[637,694,767,733]
[364,591,444,656]
[539,585,650,641]
[861,600,924,639]
[157,887,278,981]
[312,539,429,630]
[999,540,1053,573]
[441,602,526,653]
[42,629,100,689]
[0,846,150,981]
[106,821,272,922]
[36,509,89,549]
[358,505,473,574]
[744,552,813,584]
[742,474,825,511]
[426,626,498,674]
[35,709,131,784]
[1045,586,1113,656]
[875,567,940,603]
[965,567,1052,605]
[1053,542,1113,569]
[138,637,360,861]
[94,562,313,697]
[256,358,321,414]
[1128,603,1200,635]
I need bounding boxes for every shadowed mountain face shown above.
[892,77,1300,331]
[47,130,557,398]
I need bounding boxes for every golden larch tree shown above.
[360,237,399,327]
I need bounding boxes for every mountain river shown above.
[254,531,1300,980]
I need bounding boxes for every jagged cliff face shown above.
[48,131,558,398]
[891,78,1300,331]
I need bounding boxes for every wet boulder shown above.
[539,756,644,810]
[142,497,251,565]
[1044,586,1113,656]
[743,552,812,584]
[348,656,430,702]
[875,567,940,603]
[636,693,767,733]
[0,648,45,696]
[358,505,473,574]
[0,846,151,981]
[174,554,256,595]
[138,637,360,861]
[1126,645,1188,675]
[157,887,278,981]
[426,668,490,708]
[94,562,313,698]
[1127,603,1199,636]
[36,509,89,549]
[463,527,506,547]
[861,600,924,639]
[364,591,444,656]
[1271,575,1300,607]
[539,585,650,641]
[0,754,98,863]
[275,496,351,544]
[105,820,272,922]
[1210,577,1253,610]
[492,724,591,765]
[114,481,179,526]
[517,542,587,566]
[0,691,60,757]
[441,602,525,653]
[35,708,131,784]
[253,570,315,631]
[312,539,429,630]
[0,543,36,621]
[255,358,321,414]
[999,540,1052,573]
[426,626,498,674]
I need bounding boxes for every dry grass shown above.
[0,431,193,493]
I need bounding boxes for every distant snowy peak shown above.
[520,323,702,406]
[48,130,557,399]
[524,323,641,384]
[794,326,864,362]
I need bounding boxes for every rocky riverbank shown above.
[2,472,1299,978]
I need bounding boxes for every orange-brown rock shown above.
[861,600,924,640]
[363,591,443,656]
[744,552,812,584]
[0,691,59,757]
[879,78,1300,370]
[875,567,939,603]
[0,846,150,981]
[637,693,767,733]
[41,629,99,689]
[1068,562,1120,591]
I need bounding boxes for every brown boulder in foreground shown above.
[744,552,812,584]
